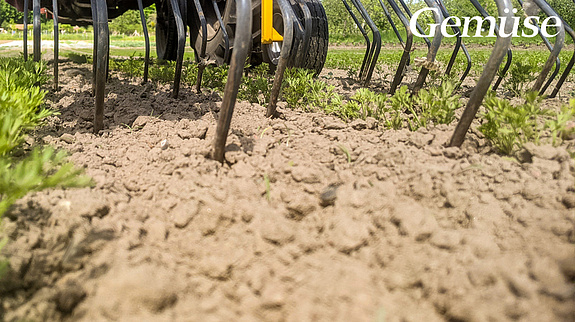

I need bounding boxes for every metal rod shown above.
[137,0,150,83]
[530,0,564,94]
[192,0,208,92]
[211,0,252,163]
[437,0,471,85]
[33,0,40,61]
[170,0,186,98]
[91,0,97,96]
[378,0,405,46]
[52,0,58,90]
[351,0,381,84]
[341,0,371,79]
[550,16,575,98]
[387,0,413,94]
[412,0,443,93]
[267,0,297,118]
[23,0,28,60]
[212,0,230,62]
[397,0,431,49]
[449,0,513,147]
[92,0,109,133]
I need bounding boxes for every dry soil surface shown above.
[1,60,574,321]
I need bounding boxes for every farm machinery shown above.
[5,0,574,162]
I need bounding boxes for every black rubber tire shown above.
[155,0,186,61]
[252,0,328,75]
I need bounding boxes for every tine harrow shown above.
[450,0,514,147]
[550,17,575,98]
[412,0,444,94]
[436,0,471,85]
[387,0,414,94]
[212,0,252,162]
[397,0,431,49]
[379,0,406,49]
[342,0,372,80]
[137,0,150,83]
[350,0,381,84]
[530,0,565,94]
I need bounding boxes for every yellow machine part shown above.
[261,0,284,44]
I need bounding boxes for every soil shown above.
[1,60,574,321]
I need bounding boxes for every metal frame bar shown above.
[212,0,252,162]
[449,0,514,147]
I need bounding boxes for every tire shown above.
[252,0,328,75]
[155,0,186,61]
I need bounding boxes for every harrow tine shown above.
[91,0,97,96]
[412,0,444,94]
[191,0,207,93]
[397,0,431,49]
[92,0,109,133]
[169,0,186,98]
[518,0,561,95]
[387,0,413,94]
[449,0,513,147]
[530,0,565,94]
[211,0,252,163]
[341,0,371,80]
[212,0,230,62]
[137,0,150,83]
[550,17,575,98]
[267,0,298,118]
[23,0,28,60]
[33,0,40,61]
[350,0,381,84]
[52,0,59,90]
[378,0,405,46]
[468,0,511,91]
[437,0,471,85]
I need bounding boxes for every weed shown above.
[546,99,575,146]
[503,60,537,96]
[416,81,462,126]
[478,91,544,155]
[337,144,352,163]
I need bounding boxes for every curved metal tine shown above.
[33,0,40,61]
[211,0,230,62]
[397,0,431,49]
[267,0,297,118]
[387,0,413,94]
[437,0,471,85]
[530,0,564,94]
[550,18,575,97]
[137,0,150,83]
[211,0,252,163]
[342,0,371,80]
[517,0,559,94]
[92,0,109,133]
[23,0,28,60]
[468,0,510,90]
[191,0,207,93]
[53,0,59,90]
[449,0,513,147]
[295,0,313,68]
[350,0,381,84]
[412,0,443,93]
[91,0,97,95]
[169,0,186,97]
[378,0,405,46]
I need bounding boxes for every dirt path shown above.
[0,61,574,321]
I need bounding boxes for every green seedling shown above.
[264,174,271,202]
[337,144,352,163]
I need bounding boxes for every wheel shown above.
[155,0,186,61]
[252,0,329,75]
[192,0,328,74]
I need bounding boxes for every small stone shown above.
[366,117,377,130]
[132,115,158,128]
[191,121,209,139]
[60,133,75,144]
[160,139,169,150]
[320,184,339,207]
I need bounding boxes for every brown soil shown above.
[1,60,574,321]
